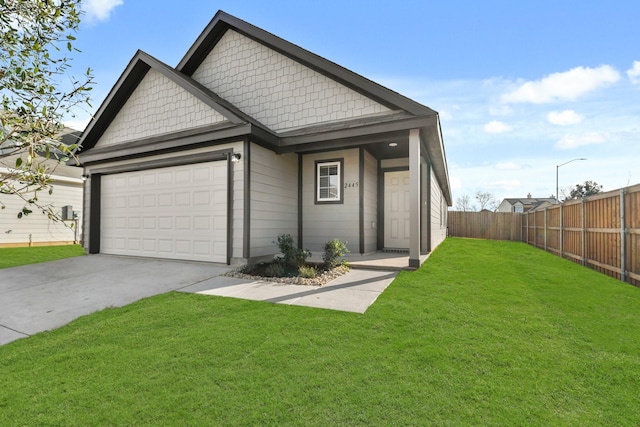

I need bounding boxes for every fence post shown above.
[581,198,586,266]
[559,203,563,258]
[620,188,627,283]
[533,210,537,247]
[526,212,529,244]
[544,207,548,252]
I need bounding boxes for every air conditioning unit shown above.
[61,205,74,221]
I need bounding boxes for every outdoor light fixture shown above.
[388,142,398,147]
[556,157,587,201]
[231,152,242,163]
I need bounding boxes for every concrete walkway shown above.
[0,255,397,346]
[179,268,397,313]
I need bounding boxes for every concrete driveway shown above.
[0,255,397,346]
[0,255,232,346]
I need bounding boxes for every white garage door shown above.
[101,161,227,263]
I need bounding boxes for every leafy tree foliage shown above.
[0,0,93,218]
[567,180,603,200]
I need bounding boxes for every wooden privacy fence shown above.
[523,184,640,287]
[447,183,640,287]
[448,211,523,241]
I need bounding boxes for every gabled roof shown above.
[78,49,272,153]
[76,10,450,204]
[177,11,437,117]
[503,197,557,206]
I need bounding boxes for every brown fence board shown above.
[448,211,523,241]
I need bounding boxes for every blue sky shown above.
[67,0,640,205]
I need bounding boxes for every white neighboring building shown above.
[0,130,83,248]
[497,194,557,213]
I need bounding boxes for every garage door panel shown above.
[101,161,227,262]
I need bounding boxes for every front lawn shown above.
[1,238,639,425]
[0,244,85,269]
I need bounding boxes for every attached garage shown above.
[100,161,228,263]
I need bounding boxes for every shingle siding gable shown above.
[96,68,227,148]
[191,29,392,132]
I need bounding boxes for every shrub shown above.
[298,265,317,279]
[323,239,349,268]
[275,234,311,268]
[265,262,285,277]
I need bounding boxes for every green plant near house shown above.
[298,265,317,278]
[275,234,311,269]
[323,239,349,268]
[264,261,285,278]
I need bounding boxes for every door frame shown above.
[377,166,409,250]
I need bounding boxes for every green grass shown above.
[1,238,639,425]
[0,244,85,269]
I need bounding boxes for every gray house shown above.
[77,10,451,268]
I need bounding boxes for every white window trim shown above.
[316,160,342,203]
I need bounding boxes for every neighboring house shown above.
[497,194,557,213]
[76,10,452,268]
[0,129,83,247]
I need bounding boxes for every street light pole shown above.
[556,158,587,202]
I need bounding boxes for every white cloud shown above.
[547,110,583,125]
[439,110,453,121]
[489,179,521,192]
[495,161,519,170]
[450,176,462,191]
[489,105,513,116]
[501,65,620,104]
[83,0,123,22]
[627,61,640,85]
[556,132,606,149]
[484,120,512,134]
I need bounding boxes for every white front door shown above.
[100,161,228,263]
[384,170,410,249]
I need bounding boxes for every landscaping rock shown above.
[225,265,349,286]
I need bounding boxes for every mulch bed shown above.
[225,264,350,286]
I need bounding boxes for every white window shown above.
[514,205,524,213]
[316,160,343,203]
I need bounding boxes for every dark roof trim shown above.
[422,117,452,206]
[278,115,436,147]
[80,123,252,165]
[177,10,437,117]
[78,50,253,153]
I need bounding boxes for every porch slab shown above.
[308,251,431,271]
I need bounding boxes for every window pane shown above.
[317,161,341,201]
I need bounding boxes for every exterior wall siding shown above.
[97,68,226,148]
[1,179,83,247]
[302,149,360,253]
[430,166,447,249]
[363,149,378,253]
[249,143,298,258]
[82,143,245,261]
[191,29,392,132]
